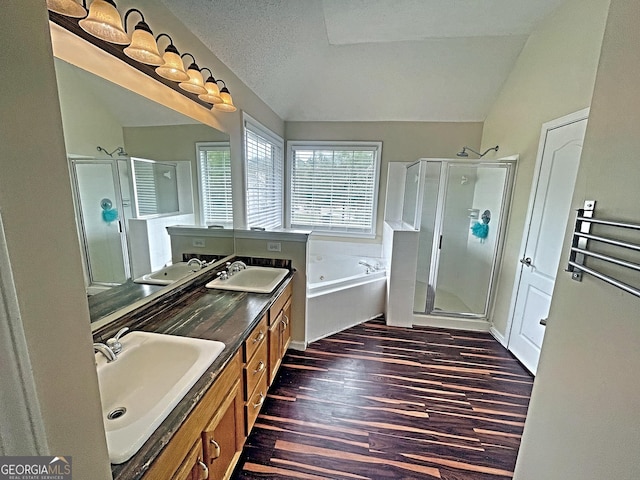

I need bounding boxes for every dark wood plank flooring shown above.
[232,317,533,480]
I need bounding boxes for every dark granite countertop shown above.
[99,267,294,480]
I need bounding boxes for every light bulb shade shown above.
[79,0,130,45]
[214,89,237,112]
[155,49,190,82]
[198,78,223,104]
[47,0,87,18]
[179,64,207,95]
[124,26,164,66]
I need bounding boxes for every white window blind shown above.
[288,142,381,236]
[133,160,158,216]
[197,143,233,227]
[244,118,283,229]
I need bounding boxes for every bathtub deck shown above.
[232,317,533,479]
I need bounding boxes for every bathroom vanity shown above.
[93,260,293,480]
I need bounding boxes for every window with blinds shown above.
[196,142,233,227]
[133,160,158,216]
[132,157,179,217]
[288,142,381,236]
[244,117,284,229]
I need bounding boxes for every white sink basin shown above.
[95,331,225,464]
[133,262,201,286]
[206,266,289,293]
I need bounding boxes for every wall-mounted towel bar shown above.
[567,200,640,298]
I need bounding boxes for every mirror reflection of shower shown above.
[404,158,515,318]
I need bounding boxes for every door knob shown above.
[519,256,533,267]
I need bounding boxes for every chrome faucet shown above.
[358,260,380,273]
[187,258,205,270]
[106,327,129,355]
[227,261,247,275]
[94,343,117,362]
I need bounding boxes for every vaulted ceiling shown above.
[162,0,567,122]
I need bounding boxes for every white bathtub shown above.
[306,254,387,343]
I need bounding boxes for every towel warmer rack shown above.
[567,200,640,298]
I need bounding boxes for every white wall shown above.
[55,59,125,156]
[480,0,611,336]
[513,1,640,478]
[0,1,112,477]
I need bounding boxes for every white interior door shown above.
[507,111,588,374]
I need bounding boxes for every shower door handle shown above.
[519,256,533,267]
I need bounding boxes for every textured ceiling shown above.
[161,0,567,122]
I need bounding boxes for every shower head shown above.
[97,146,128,157]
[456,145,499,158]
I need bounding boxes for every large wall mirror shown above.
[53,57,233,323]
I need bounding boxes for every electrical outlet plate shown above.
[267,242,281,252]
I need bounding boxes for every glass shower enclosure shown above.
[405,159,516,318]
[70,159,133,287]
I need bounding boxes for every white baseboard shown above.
[413,314,491,332]
[288,340,307,351]
[490,326,508,347]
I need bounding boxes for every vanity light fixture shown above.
[79,0,130,45]
[122,9,164,66]
[49,5,238,112]
[46,0,87,18]
[213,81,237,112]
[178,53,207,95]
[154,34,190,82]
[198,68,223,104]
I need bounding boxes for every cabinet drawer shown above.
[244,371,268,435]
[243,339,267,401]
[243,314,267,363]
[268,282,292,326]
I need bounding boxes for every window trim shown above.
[195,141,233,228]
[286,140,382,238]
[242,113,285,230]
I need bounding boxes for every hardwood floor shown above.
[232,317,533,480]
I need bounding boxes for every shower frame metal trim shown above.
[414,157,518,320]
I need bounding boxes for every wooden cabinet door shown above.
[171,440,207,480]
[280,298,292,357]
[202,382,241,480]
[268,314,282,386]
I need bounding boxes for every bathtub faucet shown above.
[358,260,380,274]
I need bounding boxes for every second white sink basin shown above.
[133,262,200,286]
[95,331,225,464]
[205,266,289,293]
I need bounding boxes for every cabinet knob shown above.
[253,361,265,375]
[252,331,265,344]
[197,458,209,480]
[209,438,221,459]
[252,392,265,409]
